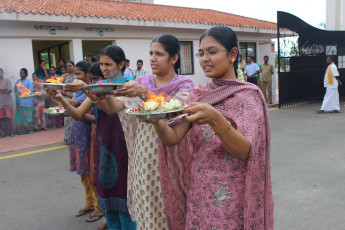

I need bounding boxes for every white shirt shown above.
[324,64,339,88]
[134,68,148,78]
[244,62,260,77]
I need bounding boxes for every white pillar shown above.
[340,0,345,30]
[69,39,83,63]
[326,0,343,30]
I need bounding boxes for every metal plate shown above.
[44,112,69,117]
[19,94,40,99]
[42,83,65,90]
[125,108,184,120]
[83,83,123,94]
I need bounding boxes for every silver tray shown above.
[44,111,69,117]
[83,83,123,94]
[19,94,40,99]
[125,108,184,120]
[42,83,65,90]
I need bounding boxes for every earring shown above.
[231,58,235,63]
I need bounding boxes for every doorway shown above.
[82,40,115,59]
[32,40,70,69]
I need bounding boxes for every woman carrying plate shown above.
[100,34,194,229]
[62,61,75,145]
[13,68,34,135]
[151,26,274,230]
[46,46,136,230]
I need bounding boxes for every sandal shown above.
[86,213,104,222]
[75,208,94,217]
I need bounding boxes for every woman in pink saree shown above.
[153,26,274,230]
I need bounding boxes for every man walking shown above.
[244,56,259,85]
[134,59,148,78]
[319,56,341,113]
[260,55,274,104]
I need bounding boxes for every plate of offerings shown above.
[83,82,124,94]
[44,106,68,116]
[42,79,65,90]
[126,98,185,120]
[19,91,41,99]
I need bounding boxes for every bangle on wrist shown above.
[215,121,231,138]
[92,99,99,104]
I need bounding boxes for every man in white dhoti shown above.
[318,56,341,113]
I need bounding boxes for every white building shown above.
[326,0,345,30]
[0,0,277,88]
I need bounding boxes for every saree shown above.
[63,74,75,145]
[14,78,34,135]
[15,106,34,134]
[33,80,45,130]
[118,74,194,229]
[159,79,274,230]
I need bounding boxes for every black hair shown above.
[327,56,336,62]
[75,60,91,74]
[20,68,28,76]
[32,72,37,77]
[200,26,239,78]
[264,55,269,59]
[137,59,143,64]
[61,65,66,69]
[152,34,181,74]
[67,61,75,66]
[88,62,104,79]
[59,58,66,64]
[50,66,56,70]
[39,60,46,64]
[0,68,3,73]
[85,53,97,63]
[100,45,126,74]
[125,59,130,63]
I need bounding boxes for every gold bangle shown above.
[92,99,99,104]
[215,121,231,138]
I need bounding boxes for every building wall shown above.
[0,20,276,89]
[0,38,35,86]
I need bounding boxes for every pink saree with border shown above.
[158,79,274,230]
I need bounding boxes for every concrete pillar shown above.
[69,39,83,63]
[340,0,345,30]
[326,0,343,30]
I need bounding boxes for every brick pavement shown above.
[0,128,64,153]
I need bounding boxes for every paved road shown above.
[0,104,345,230]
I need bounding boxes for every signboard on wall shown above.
[85,27,114,36]
[34,25,69,35]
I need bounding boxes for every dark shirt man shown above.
[35,60,50,81]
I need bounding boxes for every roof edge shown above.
[0,11,277,34]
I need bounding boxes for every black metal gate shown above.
[277,11,345,108]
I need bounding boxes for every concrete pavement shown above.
[0,104,345,229]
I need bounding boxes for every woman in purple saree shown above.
[153,26,274,230]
